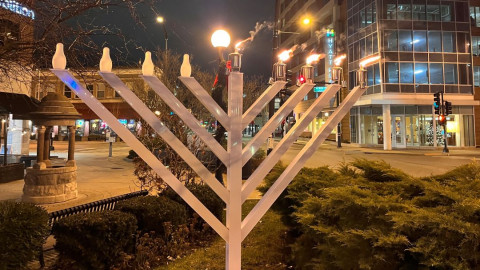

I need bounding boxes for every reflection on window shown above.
[413,31,427,52]
[367,65,374,86]
[427,5,441,21]
[443,32,456,53]
[428,31,442,52]
[385,62,399,83]
[413,4,426,20]
[374,64,381,84]
[458,64,469,85]
[399,30,412,51]
[400,63,414,83]
[429,63,443,84]
[415,63,428,84]
[456,32,470,53]
[444,64,457,84]
[385,30,397,51]
[373,33,378,52]
[470,7,480,27]
[398,4,411,20]
[474,66,480,87]
[472,36,480,56]
[386,4,396,19]
[440,4,452,22]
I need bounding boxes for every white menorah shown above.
[51,43,369,269]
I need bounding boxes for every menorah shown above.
[50,35,375,269]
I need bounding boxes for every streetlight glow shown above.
[211,30,231,48]
[302,17,311,25]
[156,16,164,23]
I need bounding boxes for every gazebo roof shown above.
[30,92,81,126]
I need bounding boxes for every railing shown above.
[48,190,148,227]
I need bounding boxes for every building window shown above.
[428,31,442,52]
[429,63,443,84]
[385,62,399,83]
[440,4,452,22]
[64,85,72,99]
[397,4,412,20]
[86,84,94,94]
[444,64,458,84]
[373,33,378,53]
[414,63,428,84]
[386,4,396,19]
[474,66,480,87]
[360,38,366,58]
[443,32,456,53]
[384,30,398,51]
[413,31,427,52]
[472,36,480,56]
[97,83,105,98]
[0,20,20,46]
[413,4,426,20]
[374,64,381,85]
[398,30,412,51]
[470,6,480,27]
[427,5,441,21]
[366,35,373,56]
[456,32,470,53]
[400,63,414,83]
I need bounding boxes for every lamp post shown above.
[333,54,346,148]
[156,16,168,51]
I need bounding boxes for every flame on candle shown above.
[278,50,292,62]
[359,55,380,68]
[235,37,253,51]
[334,54,347,66]
[306,54,325,65]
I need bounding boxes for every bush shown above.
[0,201,49,269]
[259,160,480,269]
[127,149,138,159]
[52,210,137,269]
[115,195,187,234]
[162,182,225,222]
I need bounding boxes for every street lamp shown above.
[211,29,231,61]
[156,16,168,51]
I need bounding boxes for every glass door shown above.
[392,115,406,148]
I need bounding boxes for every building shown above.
[32,69,145,140]
[0,0,37,157]
[275,0,480,149]
[274,0,350,141]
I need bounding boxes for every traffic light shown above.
[433,92,441,115]
[297,75,306,86]
[445,101,452,116]
[438,114,446,125]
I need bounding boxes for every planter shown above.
[0,163,24,183]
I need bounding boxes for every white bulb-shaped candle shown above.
[142,51,155,76]
[52,43,66,69]
[99,47,113,72]
[180,54,191,77]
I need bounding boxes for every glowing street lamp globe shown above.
[156,16,164,23]
[211,30,231,48]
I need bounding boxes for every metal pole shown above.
[441,92,449,153]
[109,141,113,157]
[3,117,7,166]
[336,90,342,148]
[163,24,168,51]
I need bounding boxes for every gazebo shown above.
[23,92,81,204]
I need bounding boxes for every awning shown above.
[0,92,40,118]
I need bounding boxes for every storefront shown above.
[350,105,475,148]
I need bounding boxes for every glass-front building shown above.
[347,0,478,148]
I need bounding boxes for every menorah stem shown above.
[226,72,243,270]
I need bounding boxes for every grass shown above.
[157,199,290,270]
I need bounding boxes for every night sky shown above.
[97,0,276,76]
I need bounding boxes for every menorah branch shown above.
[242,83,314,166]
[142,75,229,165]
[241,84,342,203]
[99,72,229,203]
[52,69,229,241]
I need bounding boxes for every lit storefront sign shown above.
[325,29,335,83]
[0,0,35,19]
[314,86,326,92]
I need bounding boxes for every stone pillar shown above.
[44,126,52,162]
[382,104,392,150]
[68,126,75,162]
[36,126,45,163]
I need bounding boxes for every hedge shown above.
[52,210,137,269]
[0,201,49,269]
[115,195,187,234]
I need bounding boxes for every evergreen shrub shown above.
[52,210,137,269]
[259,159,480,269]
[115,195,187,234]
[0,201,49,269]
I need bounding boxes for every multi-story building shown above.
[274,0,350,141]
[32,69,144,140]
[275,0,480,149]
